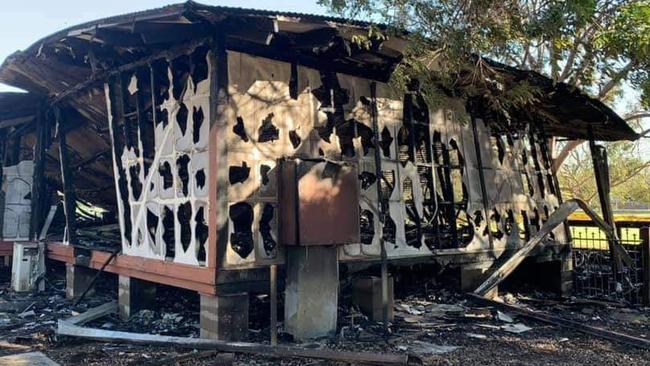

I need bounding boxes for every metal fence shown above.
[570,222,650,305]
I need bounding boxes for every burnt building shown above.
[0,2,639,340]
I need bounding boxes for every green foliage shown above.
[321,0,650,205]
[596,1,650,60]
[319,0,650,109]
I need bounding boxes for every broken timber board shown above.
[474,198,633,297]
[141,351,233,366]
[65,301,117,325]
[468,293,650,350]
[474,200,579,296]
[0,341,32,351]
[57,321,415,365]
[0,351,60,366]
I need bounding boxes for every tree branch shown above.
[609,162,650,188]
[552,139,585,172]
[625,111,650,121]
[598,60,637,100]
[637,128,650,138]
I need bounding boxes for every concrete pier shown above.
[284,246,339,340]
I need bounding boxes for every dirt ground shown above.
[0,262,648,366]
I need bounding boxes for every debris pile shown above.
[0,264,649,365]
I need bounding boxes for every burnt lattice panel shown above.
[105,45,211,266]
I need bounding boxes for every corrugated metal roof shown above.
[16,1,380,56]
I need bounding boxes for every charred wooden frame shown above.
[56,108,78,244]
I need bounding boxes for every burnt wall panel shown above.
[105,45,212,266]
[220,51,568,266]
[105,46,568,270]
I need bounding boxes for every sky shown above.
[0,0,327,92]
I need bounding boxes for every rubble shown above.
[0,264,648,365]
[0,351,60,365]
[402,341,459,356]
[500,323,532,334]
[496,311,514,323]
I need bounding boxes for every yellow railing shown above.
[570,226,643,250]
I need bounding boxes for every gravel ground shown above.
[0,263,648,366]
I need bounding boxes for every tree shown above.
[320,0,650,162]
[320,0,650,205]
[558,133,650,208]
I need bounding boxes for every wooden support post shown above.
[470,115,494,249]
[641,226,650,306]
[537,121,572,244]
[0,129,6,238]
[106,74,131,251]
[200,292,248,341]
[588,133,621,275]
[351,275,395,321]
[9,134,21,165]
[119,276,157,320]
[66,264,96,300]
[29,105,48,240]
[270,264,278,346]
[370,82,390,329]
[208,33,229,270]
[56,108,77,244]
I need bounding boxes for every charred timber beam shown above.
[52,32,391,107]
[7,134,21,166]
[641,227,650,306]
[7,119,36,140]
[588,127,621,275]
[56,108,78,244]
[468,293,650,349]
[89,28,146,47]
[134,68,154,177]
[226,38,391,82]
[536,121,572,244]
[140,23,213,44]
[29,104,50,240]
[370,82,390,329]
[52,38,212,105]
[70,149,112,170]
[209,31,229,269]
[474,200,580,296]
[469,115,494,249]
[0,116,35,130]
[0,130,5,236]
[57,321,416,365]
[474,198,633,297]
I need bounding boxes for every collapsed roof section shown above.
[0,1,638,143]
